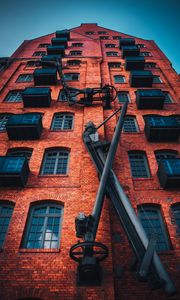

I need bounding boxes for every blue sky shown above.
[0,0,180,73]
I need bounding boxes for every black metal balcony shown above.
[22,87,51,107]
[0,156,30,187]
[144,116,180,142]
[6,113,43,140]
[157,158,180,188]
[122,46,140,58]
[125,56,145,71]
[119,38,135,49]
[136,89,165,109]
[56,30,70,39]
[130,71,154,87]
[47,45,65,56]
[33,68,57,85]
[51,37,68,47]
[41,55,62,68]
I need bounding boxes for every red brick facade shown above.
[0,23,179,300]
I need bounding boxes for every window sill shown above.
[38,174,69,178]
[19,248,60,253]
[49,129,74,132]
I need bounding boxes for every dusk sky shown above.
[1,0,180,73]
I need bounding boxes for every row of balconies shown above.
[21,87,169,109]
[0,154,179,189]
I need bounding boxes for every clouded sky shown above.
[0,0,180,72]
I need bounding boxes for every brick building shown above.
[0,23,179,300]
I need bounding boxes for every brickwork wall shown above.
[0,23,179,300]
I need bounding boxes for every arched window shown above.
[7,148,33,162]
[22,202,63,249]
[41,149,69,175]
[138,205,170,251]
[128,151,150,178]
[0,202,14,247]
[171,204,180,237]
[51,113,74,131]
[155,150,178,164]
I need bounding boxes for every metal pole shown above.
[91,101,128,238]
[96,107,121,130]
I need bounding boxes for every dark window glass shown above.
[85,31,94,35]
[41,150,69,175]
[106,51,118,56]
[32,51,46,57]
[145,62,156,69]
[140,52,152,57]
[128,152,150,178]
[26,61,41,68]
[172,205,180,237]
[123,117,139,133]
[5,90,23,102]
[7,148,33,162]
[100,36,109,40]
[163,92,173,103]
[58,90,77,102]
[117,92,130,103]
[98,31,107,34]
[16,74,33,82]
[105,44,116,48]
[38,43,50,48]
[23,203,63,249]
[64,73,80,81]
[108,62,121,68]
[72,43,83,47]
[67,60,81,66]
[70,51,82,56]
[0,203,14,247]
[51,113,73,130]
[113,36,121,40]
[153,76,162,83]
[138,205,170,251]
[114,75,126,83]
[0,114,10,131]
[155,151,178,164]
[137,44,145,48]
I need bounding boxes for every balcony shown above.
[157,158,180,188]
[22,87,51,107]
[136,89,165,109]
[41,55,62,68]
[6,114,43,140]
[144,116,180,142]
[0,156,30,187]
[125,56,145,71]
[119,38,135,49]
[130,71,154,87]
[33,68,57,85]
[56,30,70,39]
[51,37,68,47]
[47,45,65,56]
[122,46,140,58]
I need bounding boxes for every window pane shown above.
[123,117,139,133]
[172,205,180,237]
[114,75,125,83]
[153,76,162,83]
[155,151,177,164]
[7,149,33,161]
[51,114,73,131]
[5,91,23,102]
[0,204,14,247]
[164,92,173,103]
[41,150,69,175]
[16,74,33,82]
[117,92,129,103]
[129,152,150,178]
[0,115,10,131]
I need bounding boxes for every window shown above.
[0,203,14,247]
[113,36,121,40]
[99,36,109,40]
[138,205,170,251]
[67,60,81,66]
[163,92,173,103]
[123,117,139,133]
[58,90,77,102]
[171,205,180,237]
[64,73,80,81]
[26,61,41,68]
[98,31,107,34]
[137,44,145,48]
[106,51,118,57]
[5,90,23,102]
[38,43,50,48]
[69,51,82,56]
[145,62,156,69]
[153,76,162,83]
[7,148,33,162]
[128,152,150,178]
[155,150,178,164]
[105,44,116,48]
[117,92,130,103]
[108,62,121,68]
[114,75,126,84]
[51,113,73,131]
[16,74,33,83]
[22,203,63,249]
[32,51,46,57]
[0,114,10,132]
[85,31,94,35]
[140,52,152,57]
[72,43,83,47]
[41,149,69,175]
